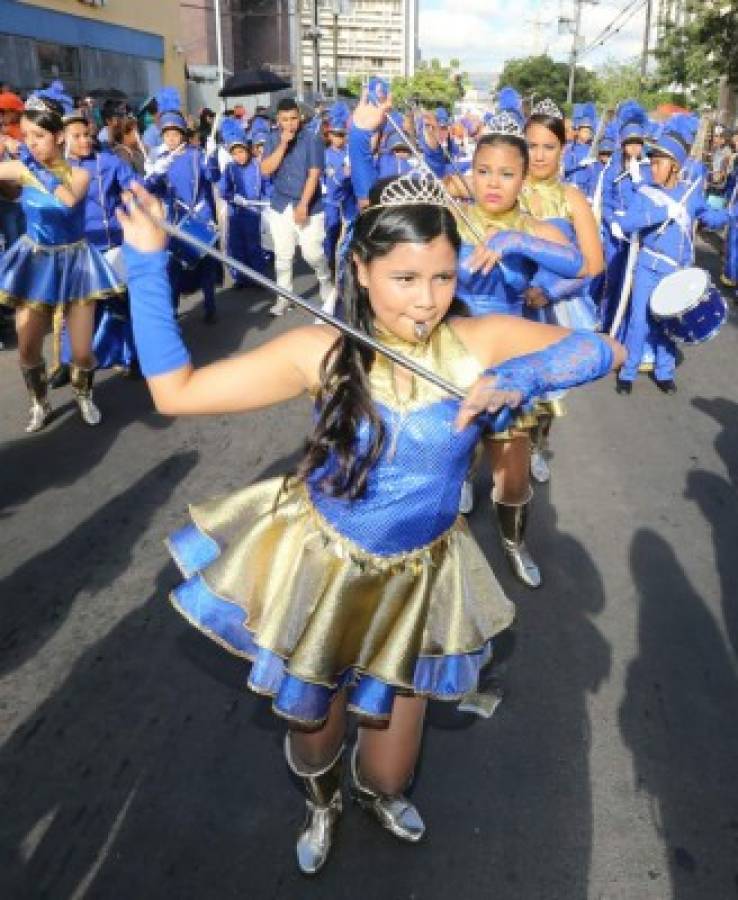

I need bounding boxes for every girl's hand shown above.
[454,374,523,431]
[117,182,168,253]
[351,89,393,132]
[466,241,501,275]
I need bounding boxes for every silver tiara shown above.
[530,98,563,119]
[376,170,447,209]
[486,112,524,137]
[25,94,50,113]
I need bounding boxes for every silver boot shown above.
[348,743,425,842]
[494,489,542,589]
[285,734,344,876]
[529,421,551,484]
[21,361,52,434]
[70,364,102,426]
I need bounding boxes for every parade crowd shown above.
[1,73,736,876]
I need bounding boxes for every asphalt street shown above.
[1,240,737,900]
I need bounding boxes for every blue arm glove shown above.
[122,246,191,377]
[348,125,379,202]
[19,144,62,194]
[488,230,584,278]
[485,331,614,404]
[530,267,589,302]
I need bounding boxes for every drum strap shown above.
[641,246,679,268]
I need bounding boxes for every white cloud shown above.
[419,0,650,73]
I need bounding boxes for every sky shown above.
[418,0,652,76]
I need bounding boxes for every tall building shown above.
[300,0,419,95]
[0,0,185,105]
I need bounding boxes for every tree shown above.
[655,1,738,107]
[497,54,598,110]
[390,58,466,109]
[594,59,677,111]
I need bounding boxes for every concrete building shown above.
[300,0,419,95]
[0,0,185,106]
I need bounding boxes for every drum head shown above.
[650,267,709,318]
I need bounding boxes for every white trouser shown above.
[266,204,333,303]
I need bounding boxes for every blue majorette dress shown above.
[0,162,124,311]
[167,323,515,727]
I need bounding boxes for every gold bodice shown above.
[521,176,573,222]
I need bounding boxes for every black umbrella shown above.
[86,88,128,101]
[219,69,291,98]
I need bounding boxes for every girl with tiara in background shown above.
[0,81,124,432]
[119,177,623,875]
[352,91,592,589]
[521,98,604,485]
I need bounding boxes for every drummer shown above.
[611,118,729,394]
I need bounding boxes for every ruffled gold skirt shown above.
[167,477,515,726]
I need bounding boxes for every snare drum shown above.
[649,267,727,344]
[170,212,219,269]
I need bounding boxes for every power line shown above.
[579,0,647,58]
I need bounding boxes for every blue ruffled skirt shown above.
[167,477,514,727]
[0,234,124,309]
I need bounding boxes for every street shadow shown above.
[619,528,738,899]
[0,452,198,679]
[0,285,277,517]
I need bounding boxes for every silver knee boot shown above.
[529,420,551,484]
[70,364,102,426]
[21,361,52,433]
[285,734,344,875]
[348,742,425,842]
[494,488,542,589]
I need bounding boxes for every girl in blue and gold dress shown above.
[119,178,624,876]
[0,85,124,432]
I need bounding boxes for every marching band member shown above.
[144,89,222,324]
[721,164,738,290]
[0,83,123,431]
[217,118,269,286]
[521,99,605,484]
[119,178,624,875]
[322,102,356,279]
[56,107,139,382]
[600,100,652,331]
[563,102,597,194]
[588,121,618,221]
[612,118,728,394]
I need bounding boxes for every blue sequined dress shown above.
[0,163,124,310]
[167,323,515,727]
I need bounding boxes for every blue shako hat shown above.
[617,99,648,143]
[32,80,74,115]
[157,86,186,133]
[221,117,248,149]
[496,86,524,128]
[327,101,350,132]
[599,121,618,153]
[649,114,697,168]
[578,102,597,130]
[572,103,583,128]
[435,106,450,126]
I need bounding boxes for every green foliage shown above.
[655,0,737,106]
[594,58,679,110]
[391,58,466,109]
[497,54,598,109]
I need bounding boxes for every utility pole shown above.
[564,0,597,104]
[640,0,653,80]
[289,0,304,101]
[331,0,340,100]
[311,0,321,99]
[214,0,225,109]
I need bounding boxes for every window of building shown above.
[37,42,81,94]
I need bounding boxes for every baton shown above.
[136,201,469,401]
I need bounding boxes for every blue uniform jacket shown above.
[76,150,138,251]
[323,145,357,222]
[145,145,220,225]
[601,152,653,226]
[218,159,263,212]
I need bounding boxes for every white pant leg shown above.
[297,210,334,305]
[267,205,298,293]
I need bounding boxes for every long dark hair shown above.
[473,132,529,173]
[525,113,567,147]
[293,179,461,500]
